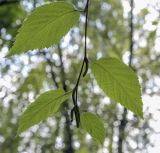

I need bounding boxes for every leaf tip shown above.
[5,48,15,58]
[5,53,11,58]
[139,111,144,119]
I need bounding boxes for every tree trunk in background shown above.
[58,45,74,153]
[117,0,134,152]
[42,45,74,153]
[117,108,128,153]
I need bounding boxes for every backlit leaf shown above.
[81,112,106,144]
[7,2,80,57]
[90,58,143,118]
[18,89,71,134]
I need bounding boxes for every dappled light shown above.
[0,0,160,153]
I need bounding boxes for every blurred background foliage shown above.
[0,0,160,153]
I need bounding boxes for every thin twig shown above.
[71,0,90,128]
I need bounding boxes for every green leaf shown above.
[90,58,143,118]
[18,89,70,135]
[7,2,80,57]
[81,112,106,144]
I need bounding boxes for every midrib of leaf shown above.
[25,91,71,117]
[93,62,140,99]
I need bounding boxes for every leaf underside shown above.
[17,89,70,135]
[90,58,143,118]
[7,2,80,57]
[81,112,106,144]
